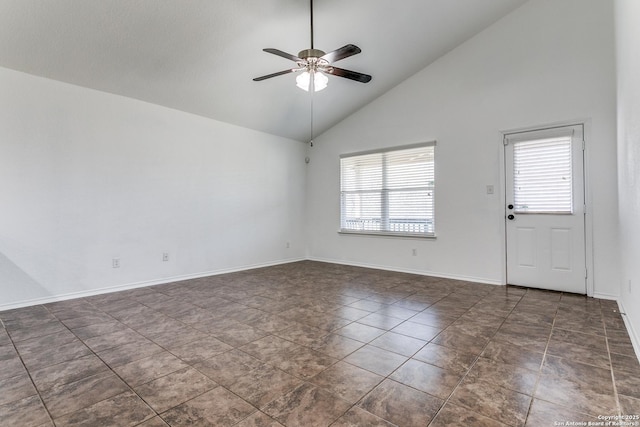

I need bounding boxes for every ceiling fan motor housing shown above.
[298,49,326,60]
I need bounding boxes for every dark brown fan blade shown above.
[320,44,361,63]
[326,66,372,83]
[263,48,302,62]
[253,69,296,81]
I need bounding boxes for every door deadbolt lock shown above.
[508,204,514,210]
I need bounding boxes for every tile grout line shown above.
[326,291,452,421]
[121,290,365,425]
[522,295,621,422]
[316,285,528,426]
[6,304,59,427]
[186,352,277,426]
[4,266,634,427]
[277,288,452,426]
[87,311,257,426]
[601,301,623,418]
[107,289,364,425]
[92,301,309,425]
[231,302,399,425]
[42,302,164,426]
[520,291,561,427]
[424,286,528,426]
[321,290,442,426]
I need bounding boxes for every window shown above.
[340,142,435,237]
[512,135,573,214]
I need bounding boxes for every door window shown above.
[513,136,573,214]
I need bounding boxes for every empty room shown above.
[1,0,639,426]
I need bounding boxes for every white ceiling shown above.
[0,0,528,142]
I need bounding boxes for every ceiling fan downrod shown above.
[309,0,314,49]
[299,0,326,61]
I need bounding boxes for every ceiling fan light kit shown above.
[253,0,371,92]
[296,69,328,92]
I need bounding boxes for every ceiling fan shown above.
[253,0,372,92]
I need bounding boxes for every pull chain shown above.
[310,91,314,147]
[309,0,315,147]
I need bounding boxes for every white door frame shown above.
[499,119,594,296]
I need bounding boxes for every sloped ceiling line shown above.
[0,0,528,141]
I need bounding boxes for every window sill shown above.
[338,230,437,240]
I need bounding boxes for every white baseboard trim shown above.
[306,256,503,286]
[593,292,620,301]
[0,256,503,312]
[3,256,638,366]
[617,299,640,363]
[0,257,306,312]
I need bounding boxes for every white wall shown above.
[0,67,307,309]
[615,0,640,353]
[306,0,619,295]
[0,0,622,311]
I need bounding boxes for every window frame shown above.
[339,141,436,239]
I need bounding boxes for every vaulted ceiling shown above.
[0,0,528,141]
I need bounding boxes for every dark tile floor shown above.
[1,261,639,426]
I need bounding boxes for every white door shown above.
[504,125,586,294]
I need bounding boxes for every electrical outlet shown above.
[412,249,417,256]
[112,258,120,268]
[486,185,494,195]
[162,252,169,262]
[286,242,290,248]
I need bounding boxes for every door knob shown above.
[508,214,515,220]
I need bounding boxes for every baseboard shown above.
[617,299,640,363]
[593,292,619,301]
[306,256,503,286]
[0,255,502,312]
[0,257,306,312]
[4,255,638,366]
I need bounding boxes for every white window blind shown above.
[340,143,435,236]
[513,136,573,214]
